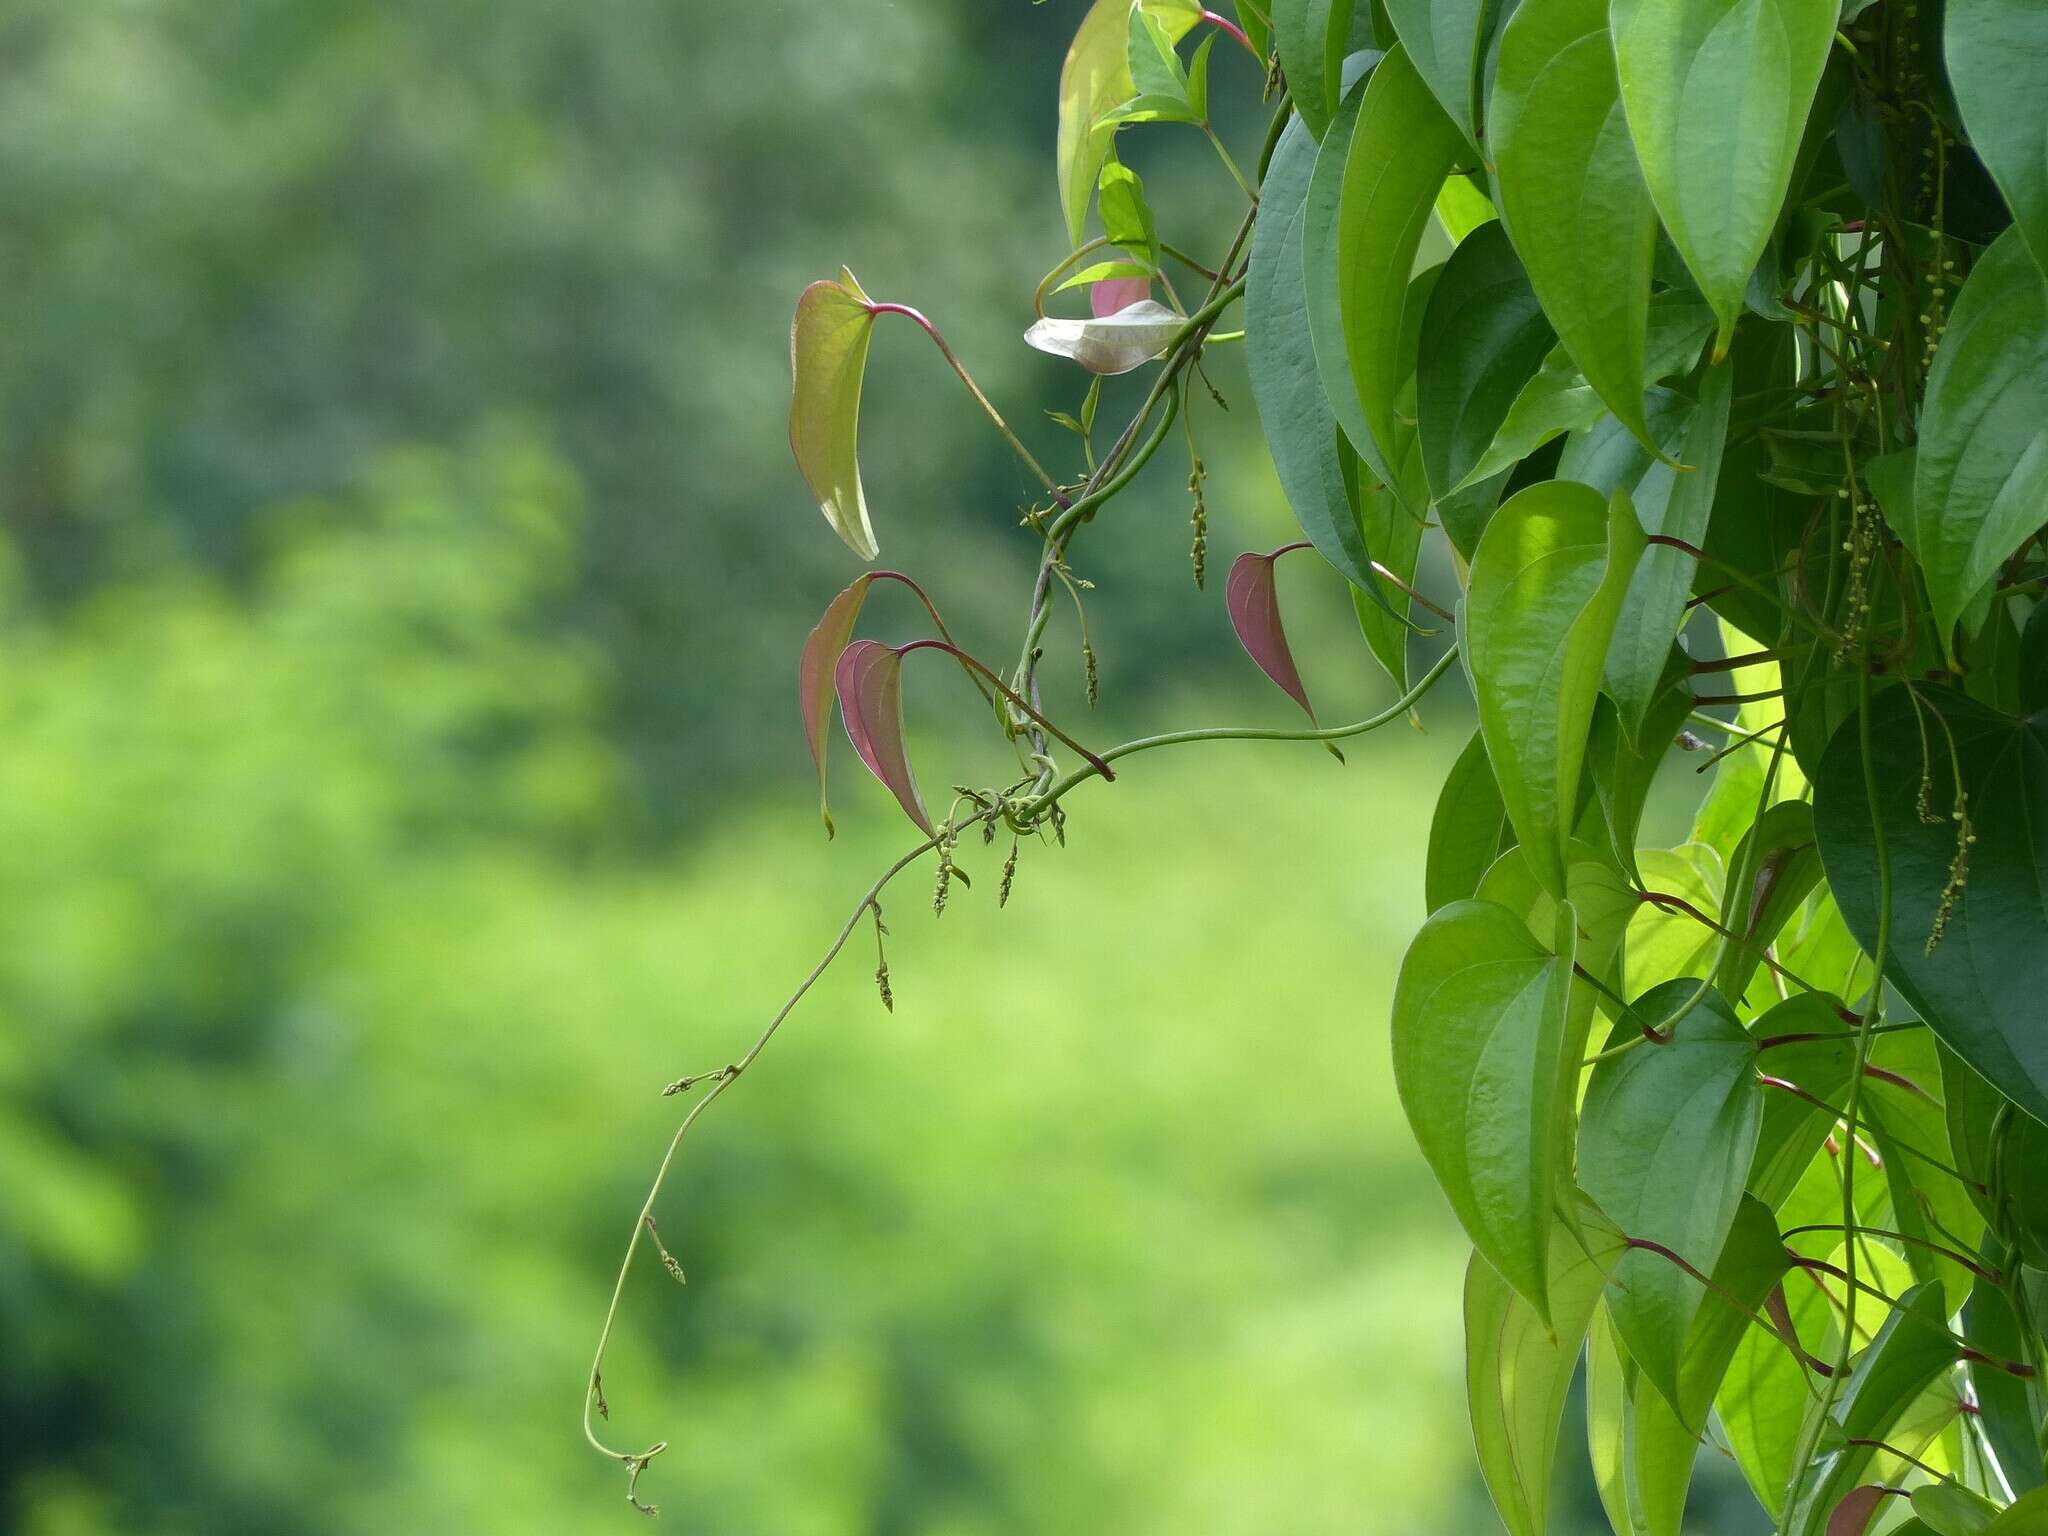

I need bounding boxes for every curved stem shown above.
[896,639,1115,781]
[869,303,1062,496]
[1018,644,1460,820]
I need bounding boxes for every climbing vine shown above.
[592,2,2048,1530]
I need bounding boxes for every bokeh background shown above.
[0,3,1756,1532]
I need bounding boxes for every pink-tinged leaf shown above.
[1225,549,1318,725]
[799,574,875,838]
[1826,1486,1891,1536]
[835,640,933,837]
[789,268,880,560]
[1091,276,1153,316]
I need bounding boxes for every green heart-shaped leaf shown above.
[1609,0,1837,353]
[1947,0,2048,280]
[1055,0,1201,244]
[1906,230,2048,653]
[1425,729,1517,913]
[1580,979,1764,1411]
[1467,1199,1629,1536]
[1336,42,1471,496]
[1489,0,1662,453]
[1382,0,1505,150]
[1247,116,1402,606]
[1813,682,2048,1127]
[1392,897,1578,1318]
[1463,480,1646,897]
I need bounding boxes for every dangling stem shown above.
[868,303,1062,496]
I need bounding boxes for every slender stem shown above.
[895,639,1115,780]
[1199,8,1259,60]
[868,303,1062,496]
[1203,123,1259,202]
[1780,1223,2001,1284]
[1017,646,1460,821]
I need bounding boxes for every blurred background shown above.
[0,3,1750,1532]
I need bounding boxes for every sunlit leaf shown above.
[1746,993,1854,1209]
[1959,1238,2048,1497]
[1337,42,1470,496]
[1861,1029,1984,1312]
[1905,229,2048,653]
[1586,676,1692,884]
[1466,1198,1628,1536]
[799,574,875,836]
[1490,0,1661,452]
[1580,979,1763,1410]
[1056,0,1201,244]
[1947,0,2048,279]
[1813,682,2048,1127]
[1224,548,1323,726]
[1986,1488,2048,1535]
[1593,1198,1789,1536]
[1780,1283,1960,1536]
[1463,480,1646,897]
[1097,159,1161,267]
[1024,299,1185,375]
[1393,897,1577,1317]
[789,268,881,560]
[834,639,933,837]
[1911,1477,2001,1535]
[1247,116,1402,603]
[1610,0,1836,352]
[1624,843,1723,995]
[1713,798,1821,1002]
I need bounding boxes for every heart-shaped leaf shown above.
[1467,1198,1629,1536]
[1718,1262,1836,1516]
[1747,992,1855,1209]
[1415,220,1556,506]
[1247,116,1401,606]
[1463,480,1646,897]
[1906,229,2048,653]
[1812,682,2048,1127]
[1024,299,1184,375]
[1055,0,1201,244]
[800,574,876,836]
[834,639,933,837]
[1589,1198,1789,1536]
[1912,1482,2002,1536]
[1609,0,1837,353]
[1579,978,1764,1412]
[1714,798,1822,1002]
[1393,897,1578,1319]
[1828,1487,1894,1536]
[1336,42,1471,496]
[1779,1283,1959,1536]
[1490,0,1661,453]
[1224,548,1323,727]
[1303,72,1379,477]
[1947,0,2048,279]
[789,268,881,560]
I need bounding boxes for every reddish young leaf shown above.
[1826,1486,1891,1536]
[1225,547,1319,726]
[834,639,934,837]
[1090,275,1152,316]
[799,574,875,838]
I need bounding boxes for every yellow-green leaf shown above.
[789,268,881,561]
